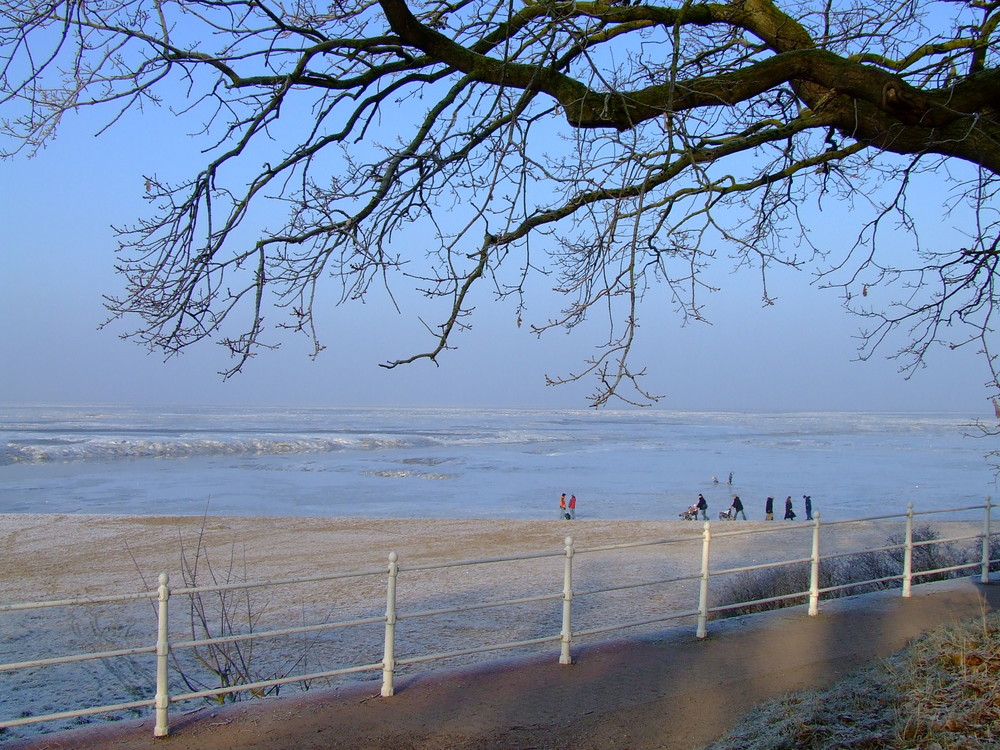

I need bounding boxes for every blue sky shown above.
[0,102,992,414]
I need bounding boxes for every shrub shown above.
[714,526,974,619]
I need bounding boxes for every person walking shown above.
[697,493,708,521]
[784,495,796,520]
[803,494,813,520]
[569,494,577,519]
[730,494,746,520]
[765,496,774,521]
[559,493,567,519]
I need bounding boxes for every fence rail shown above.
[2,500,997,739]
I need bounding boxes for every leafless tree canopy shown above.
[2,0,998,405]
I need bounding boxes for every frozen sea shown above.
[1,405,997,522]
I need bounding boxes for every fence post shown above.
[381,551,398,697]
[902,503,914,598]
[559,536,574,665]
[696,522,711,639]
[153,573,170,738]
[808,512,821,616]
[982,496,993,584]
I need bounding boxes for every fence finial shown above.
[982,497,993,584]
[381,552,399,697]
[696,523,711,639]
[154,572,170,737]
[808,514,821,615]
[902,504,914,597]
[560,536,575,665]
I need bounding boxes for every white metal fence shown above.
[1,500,996,739]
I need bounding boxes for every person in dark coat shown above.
[803,494,813,520]
[730,495,746,520]
[765,496,774,521]
[784,495,796,520]
[697,493,708,521]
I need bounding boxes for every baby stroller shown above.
[718,508,735,520]
[679,504,699,521]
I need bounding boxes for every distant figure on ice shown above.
[730,495,746,520]
[712,476,719,484]
[728,472,733,485]
[569,494,577,519]
[697,493,708,521]
[559,493,567,519]
[803,494,813,520]
[784,496,796,520]
[765,496,774,521]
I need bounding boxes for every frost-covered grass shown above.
[706,526,1000,750]
[705,611,1000,749]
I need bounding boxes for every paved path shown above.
[6,577,1000,750]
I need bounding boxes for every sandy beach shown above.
[4,513,961,597]
[1,514,994,748]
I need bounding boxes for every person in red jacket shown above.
[568,494,577,519]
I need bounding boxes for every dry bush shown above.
[714,526,972,618]
[125,517,330,705]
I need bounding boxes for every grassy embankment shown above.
[707,527,1000,749]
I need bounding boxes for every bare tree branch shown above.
[2,0,999,405]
